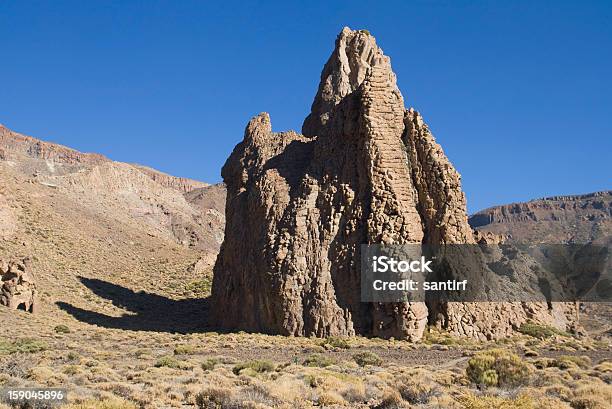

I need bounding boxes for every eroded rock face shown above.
[211,28,577,340]
[470,191,612,244]
[0,258,38,313]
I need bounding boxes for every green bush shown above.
[555,355,591,369]
[54,325,71,334]
[534,355,591,370]
[0,338,47,354]
[518,322,570,339]
[201,358,219,371]
[480,369,499,387]
[174,344,197,355]
[352,351,383,367]
[232,359,275,375]
[184,278,213,297]
[154,355,191,370]
[195,387,231,409]
[320,336,351,349]
[303,354,336,368]
[466,349,530,387]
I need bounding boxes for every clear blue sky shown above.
[1,1,610,212]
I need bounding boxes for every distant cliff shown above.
[469,191,611,244]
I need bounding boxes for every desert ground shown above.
[1,161,610,408]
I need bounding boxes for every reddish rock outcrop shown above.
[211,28,578,340]
[0,258,38,313]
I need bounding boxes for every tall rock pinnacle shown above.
[210,28,577,340]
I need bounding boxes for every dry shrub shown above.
[98,382,145,403]
[231,384,280,408]
[461,390,573,409]
[62,398,138,409]
[264,374,310,404]
[195,387,231,409]
[459,393,535,409]
[317,391,346,406]
[27,365,66,386]
[592,360,612,383]
[375,389,404,409]
[0,353,35,378]
[394,373,438,404]
[426,393,462,409]
[571,383,612,409]
[544,384,573,401]
[341,382,367,403]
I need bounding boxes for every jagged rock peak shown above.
[211,28,577,341]
[303,27,401,136]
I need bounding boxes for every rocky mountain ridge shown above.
[0,123,225,255]
[470,191,611,244]
[0,124,208,193]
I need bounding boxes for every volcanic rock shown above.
[0,258,38,313]
[211,28,579,340]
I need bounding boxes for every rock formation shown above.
[211,28,579,340]
[0,258,38,313]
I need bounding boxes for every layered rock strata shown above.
[211,28,577,340]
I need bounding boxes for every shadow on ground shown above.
[57,277,212,333]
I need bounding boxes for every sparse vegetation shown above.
[534,355,592,370]
[0,338,47,354]
[460,393,541,409]
[63,398,138,409]
[0,153,609,408]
